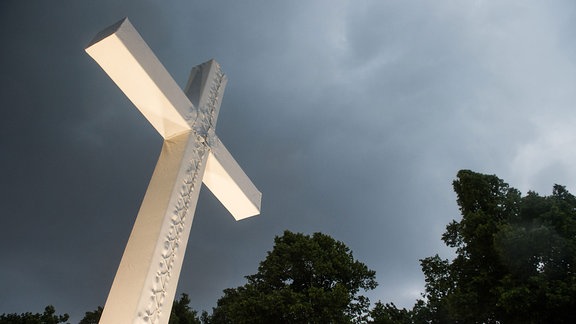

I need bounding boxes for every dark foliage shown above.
[208,231,377,323]
[0,306,69,324]
[373,170,576,323]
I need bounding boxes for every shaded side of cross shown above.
[85,18,261,324]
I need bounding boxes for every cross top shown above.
[186,60,225,136]
[86,18,261,323]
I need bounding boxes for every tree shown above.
[369,302,411,324]
[79,306,102,324]
[0,305,69,324]
[169,293,201,324]
[208,231,378,323]
[416,170,576,323]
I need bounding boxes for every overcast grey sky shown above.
[2,0,576,321]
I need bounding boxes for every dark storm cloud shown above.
[2,1,576,321]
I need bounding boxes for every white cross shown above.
[85,18,261,324]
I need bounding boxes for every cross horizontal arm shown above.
[204,137,262,220]
[85,18,192,139]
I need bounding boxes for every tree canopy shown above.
[169,293,201,324]
[208,230,378,323]
[7,170,576,323]
[0,306,69,324]
[378,170,576,323]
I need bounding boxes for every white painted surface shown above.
[86,17,261,324]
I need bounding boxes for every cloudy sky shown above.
[2,0,576,321]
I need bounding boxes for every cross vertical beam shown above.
[86,18,261,324]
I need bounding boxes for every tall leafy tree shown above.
[493,185,576,323]
[208,231,377,323]
[442,170,521,322]
[416,170,576,323]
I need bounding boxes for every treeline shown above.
[2,170,575,323]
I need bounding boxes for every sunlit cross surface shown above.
[85,18,261,324]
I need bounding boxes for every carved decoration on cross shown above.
[85,18,262,324]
